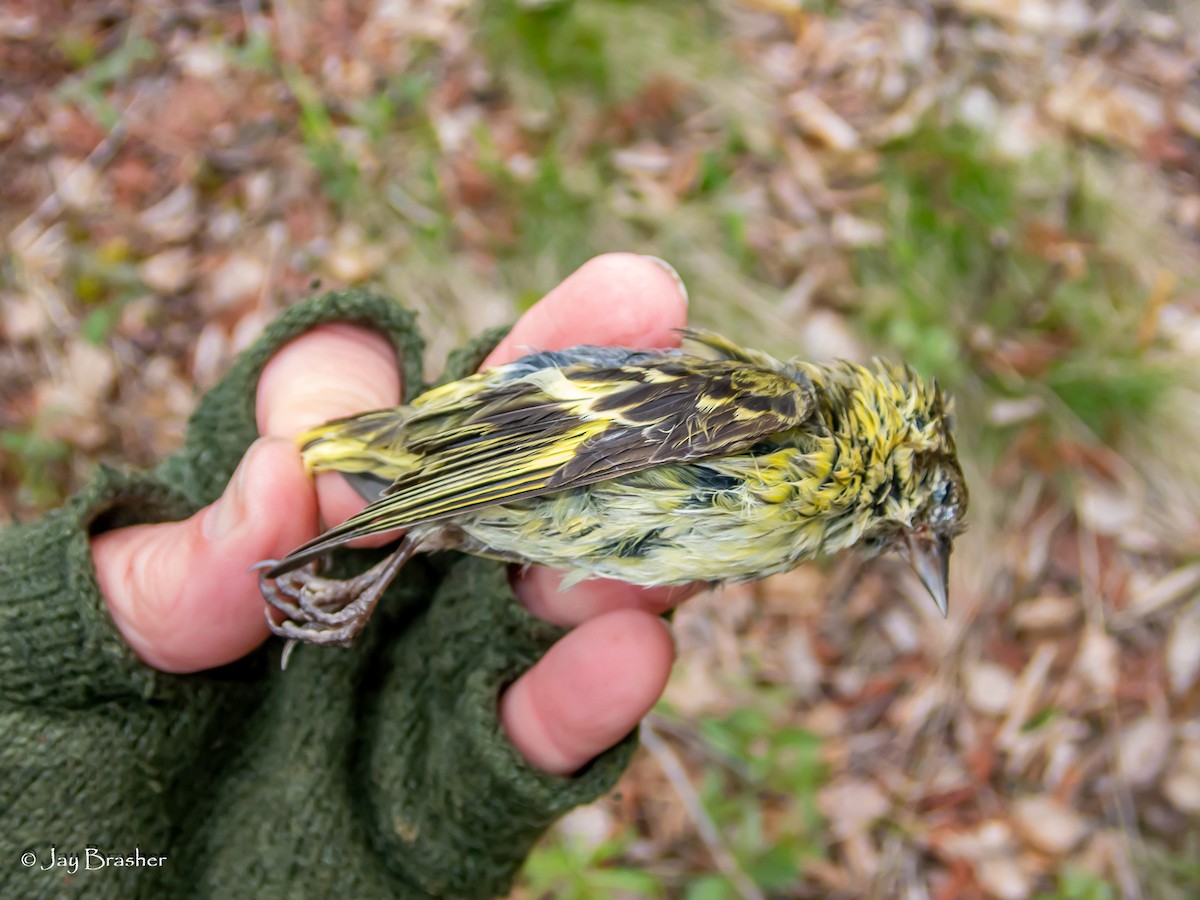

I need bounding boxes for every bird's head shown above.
[844,361,969,617]
[890,454,968,617]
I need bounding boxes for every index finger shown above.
[486,253,701,625]
[256,322,403,529]
[256,322,402,438]
[483,253,689,368]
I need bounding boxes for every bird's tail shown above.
[297,410,419,481]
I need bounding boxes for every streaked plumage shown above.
[259,331,967,657]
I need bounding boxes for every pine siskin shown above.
[258,331,967,655]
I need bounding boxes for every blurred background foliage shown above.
[4,0,1200,897]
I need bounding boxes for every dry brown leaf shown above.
[48,158,107,211]
[1117,714,1173,788]
[1012,595,1081,632]
[1162,735,1200,814]
[190,322,229,391]
[661,660,732,718]
[138,184,200,244]
[818,778,888,878]
[957,0,1092,35]
[1076,480,1140,536]
[1127,563,1200,620]
[787,91,860,151]
[1044,61,1165,149]
[205,253,268,312]
[326,224,387,283]
[1073,625,1119,699]
[937,820,1030,900]
[799,309,868,363]
[1166,600,1200,695]
[552,801,616,853]
[1,294,51,341]
[999,644,1057,752]
[965,661,1017,717]
[977,857,1031,900]
[139,248,193,294]
[1011,795,1088,855]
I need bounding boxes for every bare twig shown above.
[10,111,134,250]
[1081,525,1149,900]
[639,720,765,900]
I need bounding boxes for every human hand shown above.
[91,252,692,775]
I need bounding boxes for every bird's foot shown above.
[257,542,414,668]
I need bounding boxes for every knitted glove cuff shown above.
[0,290,425,707]
[362,559,638,899]
[0,466,192,706]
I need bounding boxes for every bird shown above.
[257,330,967,661]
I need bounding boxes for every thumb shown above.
[92,437,318,673]
[499,609,675,775]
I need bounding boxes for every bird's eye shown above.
[928,479,962,527]
[860,533,884,554]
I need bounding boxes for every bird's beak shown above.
[904,532,950,617]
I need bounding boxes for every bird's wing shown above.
[268,355,814,574]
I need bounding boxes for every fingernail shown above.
[640,255,689,306]
[202,438,267,540]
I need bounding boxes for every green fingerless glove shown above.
[0,290,637,899]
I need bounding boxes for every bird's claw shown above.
[257,543,415,668]
[259,563,380,646]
